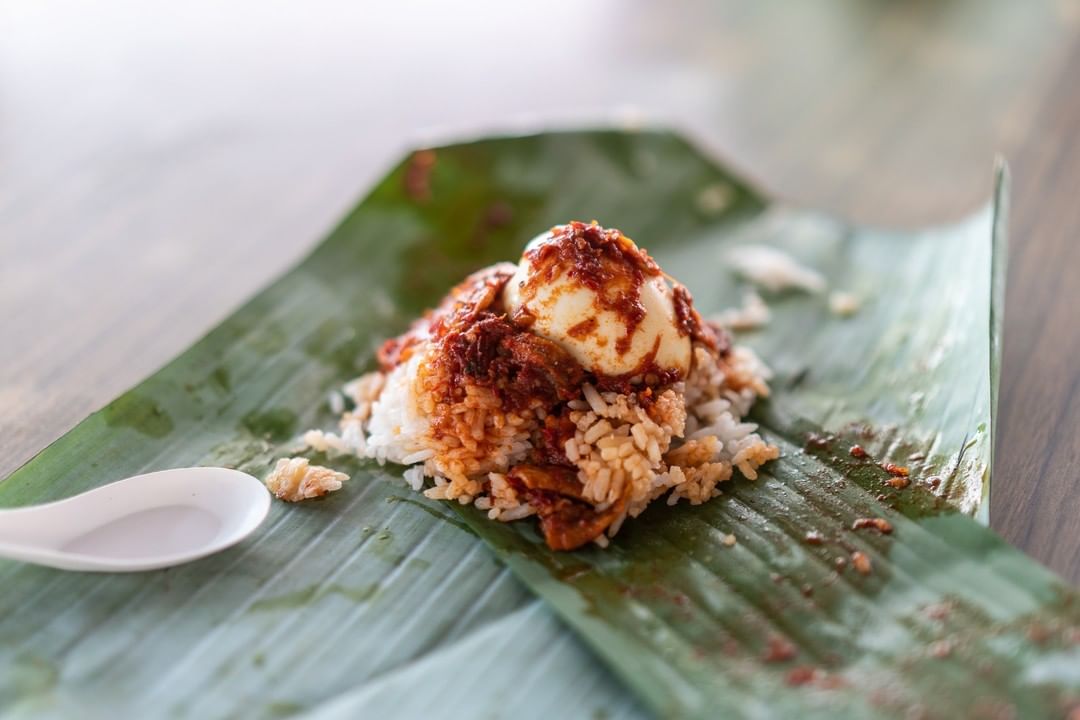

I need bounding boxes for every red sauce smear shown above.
[762,636,797,663]
[785,666,819,686]
[673,283,729,354]
[881,463,911,489]
[852,518,894,534]
[429,313,586,415]
[377,262,517,372]
[535,412,578,467]
[592,337,685,394]
[566,316,599,339]
[881,462,910,477]
[851,551,873,575]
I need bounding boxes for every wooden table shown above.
[2,1,1079,581]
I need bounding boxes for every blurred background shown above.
[2,1,1079,579]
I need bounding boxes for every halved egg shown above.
[502,222,691,378]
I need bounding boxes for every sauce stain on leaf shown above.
[10,653,59,696]
[248,583,378,613]
[302,319,368,374]
[265,701,305,717]
[210,366,231,393]
[244,323,288,354]
[241,408,298,442]
[103,393,174,438]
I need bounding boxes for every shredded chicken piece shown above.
[265,457,348,501]
[711,291,771,330]
[727,244,826,293]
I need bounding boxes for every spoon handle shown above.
[0,505,52,544]
[0,506,81,569]
[0,538,73,569]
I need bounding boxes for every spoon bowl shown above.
[0,467,270,572]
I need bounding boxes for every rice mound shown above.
[304,335,778,548]
[287,223,779,549]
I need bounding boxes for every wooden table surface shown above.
[2,1,1079,581]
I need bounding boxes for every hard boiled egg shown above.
[502,222,691,378]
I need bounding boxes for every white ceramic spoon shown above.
[0,467,270,572]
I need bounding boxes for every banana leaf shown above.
[1,130,1076,720]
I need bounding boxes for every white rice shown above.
[403,465,426,491]
[363,352,432,466]
[327,390,346,415]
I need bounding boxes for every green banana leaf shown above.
[1,130,1076,720]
